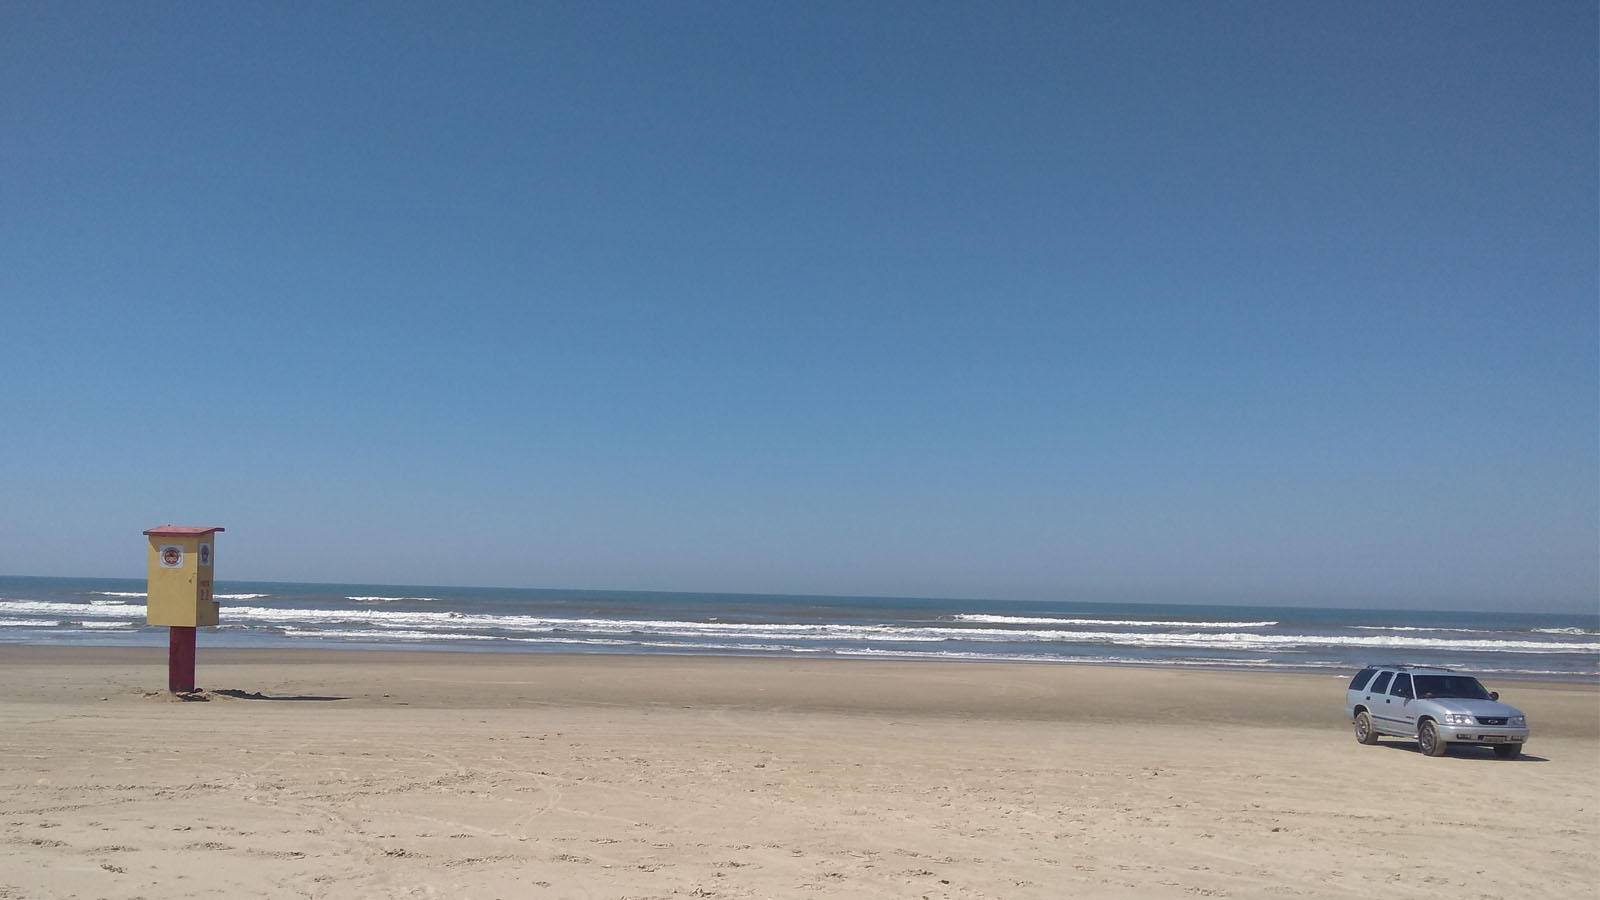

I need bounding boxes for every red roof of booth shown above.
[143,526,226,536]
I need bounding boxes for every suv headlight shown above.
[1510,715,1526,727]
[1441,713,1475,725]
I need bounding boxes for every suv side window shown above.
[1350,668,1377,691]
[1390,673,1413,699]
[1369,671,1394,694]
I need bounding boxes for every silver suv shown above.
[1346,665,1529,758]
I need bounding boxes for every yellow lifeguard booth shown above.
[144,525,224,627]
[143,525,224,693]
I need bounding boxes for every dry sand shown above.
[1,646,1596,899]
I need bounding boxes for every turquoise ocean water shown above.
[1,575,1595,681]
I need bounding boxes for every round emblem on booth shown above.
[160,545,183,568]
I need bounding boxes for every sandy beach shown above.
[2,647,1595,899]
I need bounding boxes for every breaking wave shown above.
[955,614,1277,628]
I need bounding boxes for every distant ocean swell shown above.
[0,578,1595,681]
[87,591,270,601]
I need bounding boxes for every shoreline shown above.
[4,638,1597,684]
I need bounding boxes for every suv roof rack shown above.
[1363,664,1457,672]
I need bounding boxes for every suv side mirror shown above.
[1490,691,1499,701]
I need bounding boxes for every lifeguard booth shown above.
[143,525,224,691]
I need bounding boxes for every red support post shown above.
[169,626,197,693]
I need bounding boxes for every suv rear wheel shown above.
[1417,719,1448,757]
[1354,710,1380,745]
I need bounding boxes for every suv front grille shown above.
[1476,717,1507,726]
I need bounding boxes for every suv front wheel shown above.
[1417,719,1448,757]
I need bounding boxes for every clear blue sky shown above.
[2,1,1595,612]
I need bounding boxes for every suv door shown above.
[1387,672,1418,736]
[1364,670,1399,734]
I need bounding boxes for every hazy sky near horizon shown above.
[2,2,1595,612]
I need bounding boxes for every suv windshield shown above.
[1412,675,1492,700]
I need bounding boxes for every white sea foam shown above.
[0,600,143,617]
[91,591,146,598]
[955,614,1277,628]
[346,596,443,603]
[281,627,495,641]
[1351,625,1481,633]
[1355,624,1599,637]
[215,593,269,600]
[212,606,1600,654]
[527,636,645,647]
